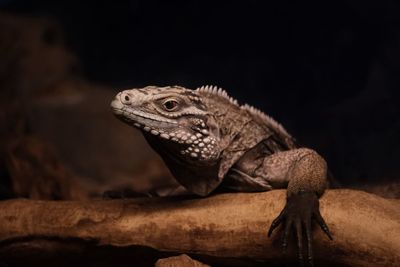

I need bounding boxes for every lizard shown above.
[110,85,333,266]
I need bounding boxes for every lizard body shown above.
[111,85,332,266]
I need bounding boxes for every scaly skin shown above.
[111,85,332,266]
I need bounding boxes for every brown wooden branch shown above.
[0,190,399,267]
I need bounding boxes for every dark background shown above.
[1,0,400,187]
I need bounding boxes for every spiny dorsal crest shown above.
[196,85,239,106]
[196,85,293,140]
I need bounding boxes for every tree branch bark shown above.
[0,190,399,267]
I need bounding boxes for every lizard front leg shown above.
[260,148,332,266]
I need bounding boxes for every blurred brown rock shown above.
[0,12,176,200]
[5,136,86,200]
[0,12,80,96]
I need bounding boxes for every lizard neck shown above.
[142,132,222,196]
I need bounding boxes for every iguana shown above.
[110,85,332,266]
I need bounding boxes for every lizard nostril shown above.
[121,93,131,104]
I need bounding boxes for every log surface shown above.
[0,189,399,267]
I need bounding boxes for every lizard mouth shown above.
[110,99,177,132]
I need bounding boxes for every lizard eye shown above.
[163,99,179,111]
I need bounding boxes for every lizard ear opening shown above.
[205,115,219,134]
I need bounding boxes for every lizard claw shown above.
[267,207,286,237]
[268,191,332,266]
[313,208,333,240]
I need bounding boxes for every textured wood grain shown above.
[0,190,399,267]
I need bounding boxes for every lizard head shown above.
[111,85,221,164]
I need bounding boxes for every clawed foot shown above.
[267,191,332,266]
